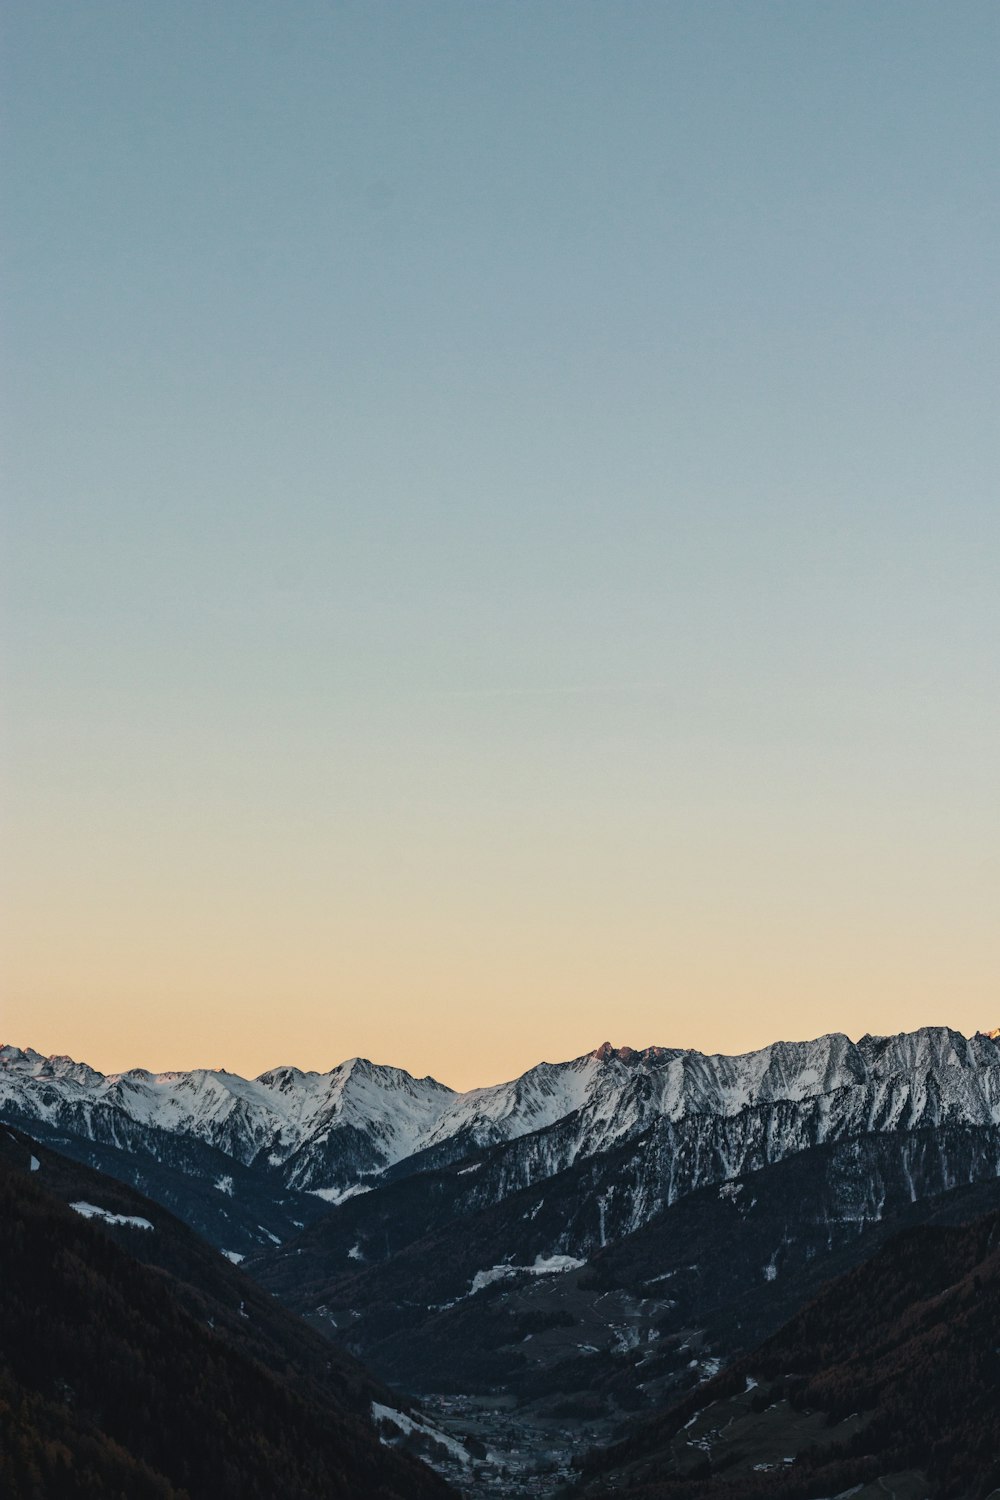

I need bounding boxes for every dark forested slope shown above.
[580,1202,1000,1500]
[0,1134,454,1500]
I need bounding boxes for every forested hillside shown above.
[580,1204,1000,1499]
[0,1143,454,1500]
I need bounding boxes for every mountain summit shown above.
[3,1026,999,1205]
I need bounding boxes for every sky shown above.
[3,1,998,1089]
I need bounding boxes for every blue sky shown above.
[4,2,999,1083]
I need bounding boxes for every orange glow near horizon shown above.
[5,5,998,1097]
[7,752,998,1089]
[6,898,996,1092]
[6,699,997,1091]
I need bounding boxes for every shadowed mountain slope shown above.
[249,1121,1000,1402]
[0,1129,455,1500]
[578,1201,1000,1500]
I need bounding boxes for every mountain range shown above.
[5,1025,999,1206]
[5,1025,1000,1497]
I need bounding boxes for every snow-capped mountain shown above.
[10,1030,999,1479]
[0,1045,454,1195]
[3,1027,999,1201]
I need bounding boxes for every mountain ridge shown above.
[4,1026,1000,1203]
[7,1031,1000,1493]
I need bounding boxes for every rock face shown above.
[253,1122,1000,1411]
[3,1028,1000,1206]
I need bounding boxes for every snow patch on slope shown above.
[309,1183,372,1205]
[371,1402,472,1465]
[70,1201,153,1230]
[470,1253,586,1294]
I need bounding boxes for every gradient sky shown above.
[3,1,999,1089]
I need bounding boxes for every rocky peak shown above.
[591,1042,634,1063]
[590,1042,678,1067]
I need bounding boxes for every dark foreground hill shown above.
[0,1129,455,1500]
[578,1201,1000,1500]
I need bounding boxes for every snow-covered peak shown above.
[255,1064,309,1088]
[419,1053,603,1151]
[0,1046,103,1089]
[4,1023,1000,1194]
[856,1026,974,1077]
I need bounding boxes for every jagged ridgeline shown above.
[4,1027,1000,1498]
[2,1028,1000,1258]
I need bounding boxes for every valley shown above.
[3,1026,1000,1498]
